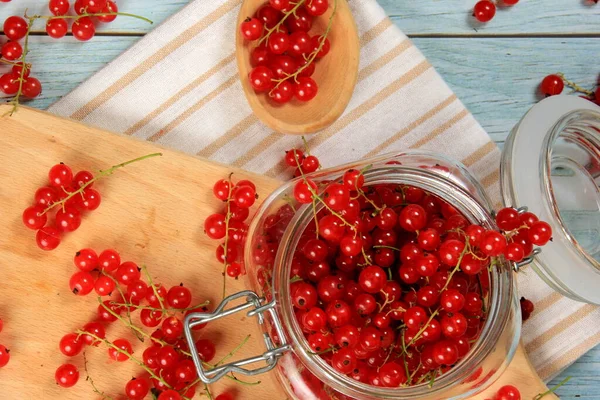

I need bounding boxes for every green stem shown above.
[109,300,210,314]
[42,153,162,215]
[43,12,153,24]
[76,330,172,389]
[222,173,234,299]
[83,351,114,400]
[533,376,571,400]
[216,334,251,366]
[141,264,167,317]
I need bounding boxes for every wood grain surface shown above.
[0,104,284,400]
[0,0,597,397]
[0,105,556,400]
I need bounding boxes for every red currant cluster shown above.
[253,165,552,389]
[21,153,160,251]
[55,247,239,400]
[22,163,100,251]
[49,0,119,41]
[241,0,332,103]
[520,297,534,321]
[1,2,150,113]
[472,0,519,23]
[540,73,600,105]
[204,177,258,280]
[0,318,9,369]
[284,147,320,177]
[1,17,41,98]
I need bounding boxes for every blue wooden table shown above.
[1,0,599,397]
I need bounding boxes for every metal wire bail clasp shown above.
[183,290,291,384]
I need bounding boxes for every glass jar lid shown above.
[501,95,600,304]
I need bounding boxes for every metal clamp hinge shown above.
[184,290,291,384]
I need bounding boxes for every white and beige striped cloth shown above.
[48,0,599,381]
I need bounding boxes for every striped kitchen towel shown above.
[47,0,599,381]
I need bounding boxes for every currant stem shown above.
[533,375,571,400]
[109,299,210,314]
[557,73,594,97]
[222,172,235,300]
[42,152,163,215]
[404,308,440,349]
[439,241,470,294]
[141,264,167,318]
[101,273,139,338]
[215,334,251,366]
[76,330,173,389]
[98,297,149,344]
[257,0,307,46]
[83,351,114,400]
[43,12,154,24]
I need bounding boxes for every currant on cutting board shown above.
[21,153,161,251]
[205,174,259,297]
[248,163,552,390]
[0,316,8,369]
[53,247,248,399]
[240,0,335,104]
[0,2,152,115]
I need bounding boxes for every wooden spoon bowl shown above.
[236,0,359,135]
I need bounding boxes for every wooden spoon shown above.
[236,0,359,135]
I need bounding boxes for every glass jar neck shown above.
[272,165,518,399]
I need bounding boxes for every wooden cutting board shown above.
[0,105,554,400]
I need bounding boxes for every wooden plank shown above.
[5,36,599,145]
[1,0,599,35]
[0,105,556,399]
[383,0,600,35]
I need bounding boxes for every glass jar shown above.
[183,95,599,399]
[237,151,520,400]
[501,95,600,304]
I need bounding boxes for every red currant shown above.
[59,333,83,357]
[109,338,132,361]
[22,205,47,230]
[540,74,564,96]
[496,385,521,400]
[3,16,28,41]
[294,77,318,102]
[473,0,496,22]
[306,0,329,16]
[125,377,150,400]
[72,17,96,41]
[528,221,552,246]
[49,0,70,15]
[46,18,68,38]
[36,226,61,250]
[167,285,192,309]
[240,17,263,41]
[97,0,118,23]
[249,66,275,92]
[1,41,22,61]
[55,363,79,388]
[22,77,42,98]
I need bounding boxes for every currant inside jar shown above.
[245,152,521,399]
